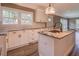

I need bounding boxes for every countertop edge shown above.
[39,31,75,39]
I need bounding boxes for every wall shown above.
[0,3,46,30]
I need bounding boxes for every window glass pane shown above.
[2,9,19,24]
[9,11,19,18]
[48,16,52,22]
[3,18,18,24]
[3,10,10,17]
[9,18,18,24]
[60,18,68,31]
[21,12,33,24]
[9,11,15,18]
[69,20,75,29]
[2,8,33,25]
[76,19,79,29]
[3,18,9,24]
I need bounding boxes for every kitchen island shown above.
[38,30,75,56]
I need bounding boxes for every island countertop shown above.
[39,30,75,39]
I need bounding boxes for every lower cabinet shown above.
[7,30,39,50]
[8,31,23,50]
[0,35,7,56]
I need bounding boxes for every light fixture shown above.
[45,3,55,15]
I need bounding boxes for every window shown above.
[48,16,52,22]
[2,7,33,25]
[69,19,75,30]
[76,19,79,29]
[60,18,68,31]
[2,9,18,24]
[20,12,33,25]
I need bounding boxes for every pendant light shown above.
[45,3,55,15]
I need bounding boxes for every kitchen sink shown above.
[50,30,61,33]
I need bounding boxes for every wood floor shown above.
[7,32,79,56]
[70,32,79,56]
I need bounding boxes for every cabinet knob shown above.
[18,34,21,38]
[13,32,16,34]
[44,42,47,45]
[6,39,8,43]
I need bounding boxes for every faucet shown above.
[53,22,62,32]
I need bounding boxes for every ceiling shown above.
[16,3,79,18]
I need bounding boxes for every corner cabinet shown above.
[35,9,48,22]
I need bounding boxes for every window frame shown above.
[2,6,34,25]
[19,9,33,25]
[2,7,20,25]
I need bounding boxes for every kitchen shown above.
[0,3,78,56]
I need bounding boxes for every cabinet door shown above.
[27,30,33,43]
[8,31,22,49]
[32,30,39,42]
[18,31,25,46]
[38,34,54,56]
[23,30,30,44]
[0,36,7,56]
[35,9,48,22]
[8,30,32,50]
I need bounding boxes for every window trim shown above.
[2,6,34,25]
[1,3,34,12]
[2,7,19,25]
[1,3,35,22]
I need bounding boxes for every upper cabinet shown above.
[35,9,48,22]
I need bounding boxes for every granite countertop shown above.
[39,30,74,39]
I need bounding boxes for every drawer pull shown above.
[6,39,8,43]
[18,34,21,38]
[13,32,16,34]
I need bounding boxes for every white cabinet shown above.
[32,30,40,42]
[35,9,48,22]
[24,30,33,43]
[38,34,54,56]
[0,35,7,56]
[8,31,29,50]
[8,31,22,49]
[7,29,39,50]
[7,28,52,50]
[22,30,30,44]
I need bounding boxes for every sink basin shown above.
[50,30,61,33]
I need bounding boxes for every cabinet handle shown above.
[6,39,8,43]
[44,42,47,45]
[32,38,34,40]
[18,34,21,38]
[13,32,16,34]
